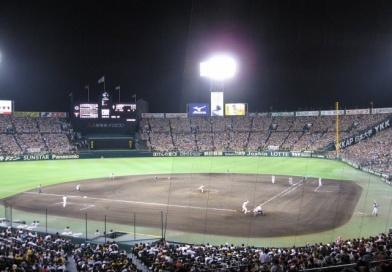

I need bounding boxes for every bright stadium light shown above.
[200,54,237,116]
[200,55,237,81]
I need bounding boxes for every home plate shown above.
[83,196,87,198]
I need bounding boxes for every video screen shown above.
[101,103,137,121]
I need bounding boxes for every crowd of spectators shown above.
[0,226,73,272]
[0,113,391,175]
[140,114,390,153]
[5,225,388,272]
[71,241,139,272]
[131,233,392,272]
[139,113,391,175]
[0,222,148,272]
[0,116,77,155]
[339,127,392,176]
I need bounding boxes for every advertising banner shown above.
[14,112,40,117]
[295,111,319,117]
[225,103,246,116]
[320,110,345,116]
[271,112,295,117]
[338,118,391,149]
[165,113,188,118]
[372,108,392,114]
[188,103,209,116]
[141,113,165,118]
[40,112,68,118]
[0,100,13,115]
[345,109,370,115]
[211,92,224,116]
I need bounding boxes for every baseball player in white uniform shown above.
[242,201,250,214]
[289,177,293,186]
[372,200,379,216]
[62,195,67,207]
[198,184,205,194]
[272,176,275,184]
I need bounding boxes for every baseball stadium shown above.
[0,105,391,271]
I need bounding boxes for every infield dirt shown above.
[5,173,361,238]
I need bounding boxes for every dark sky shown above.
[0,1,392,114]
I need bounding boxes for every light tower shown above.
[200,55,237,116]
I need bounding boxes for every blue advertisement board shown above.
[188,103,210,116]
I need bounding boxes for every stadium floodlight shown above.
[200,55,237,81]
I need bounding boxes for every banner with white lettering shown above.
[337,118,391,149]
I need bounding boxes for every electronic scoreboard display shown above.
[72,102,136,121]
[101,103,136,120]
[75,103,99,118]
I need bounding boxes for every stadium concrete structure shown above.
[1,107,392,250]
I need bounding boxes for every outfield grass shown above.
[1,156,391,247]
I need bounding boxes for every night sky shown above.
[0,1,392,114]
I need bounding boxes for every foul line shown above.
[23,192,236,213]
[260,180,305,207]
[47,201,95,211]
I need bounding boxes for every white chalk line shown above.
[259,181,304,207]
[281,186,298,197]
[47,201,95,211]
[79,205,95,211]
[23,192,236,213]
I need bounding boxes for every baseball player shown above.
[253,205,264,217]
[38,184,42,194]
[372,200,379,216]
[198,184,205,194]
[318,178,322,187]
[109,172,115,179]
[242,201,250,214]
[272,176,275,184]
[289,177,293,186]
[62,195,67,207]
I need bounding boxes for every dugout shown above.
[87,134,134,150]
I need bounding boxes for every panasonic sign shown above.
[189,103,209,116]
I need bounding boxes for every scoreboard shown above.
[72,102,136,121]
[101,103,137,121]
[78,103,99,118]
[71,92,137,135]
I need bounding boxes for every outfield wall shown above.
[1,150,390,182]
[0,150,325,161]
